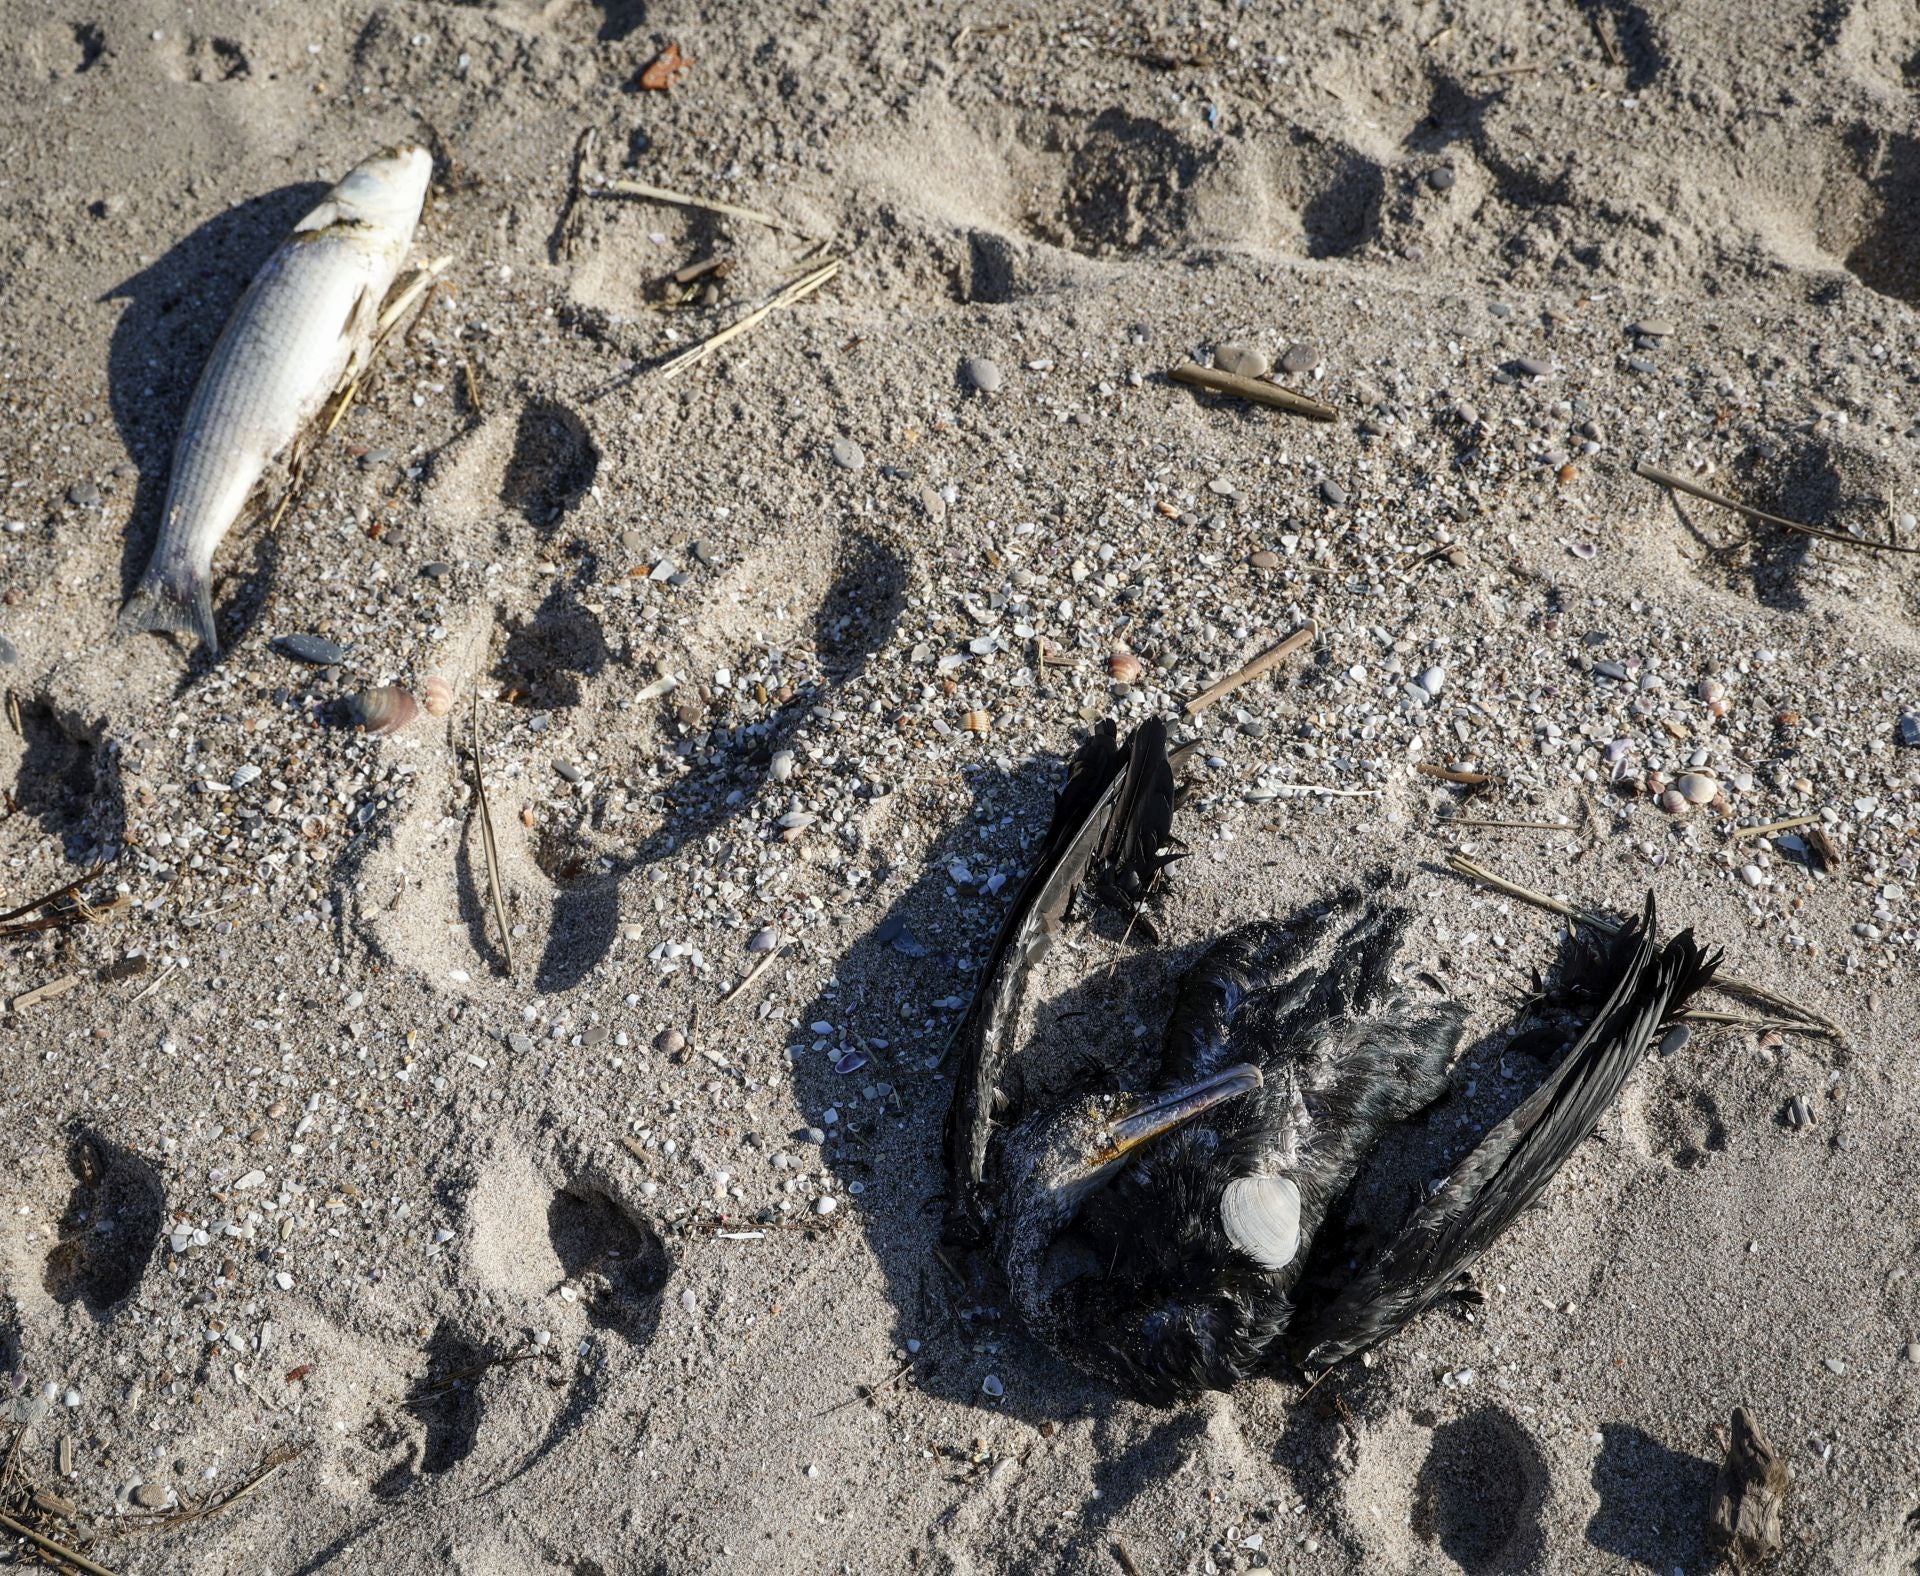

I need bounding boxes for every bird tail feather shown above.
[1291,895,1718,1376]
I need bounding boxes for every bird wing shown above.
[943,718,1175,1212]
[1291,895,1719,1376]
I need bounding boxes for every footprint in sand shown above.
[356,401,914,1000]
[1339,1404,1551,1573]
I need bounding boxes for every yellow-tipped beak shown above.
[1090,1063,1264,1165]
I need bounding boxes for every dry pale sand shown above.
[2,1,1919,1572]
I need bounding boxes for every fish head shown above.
[324,144,434,235]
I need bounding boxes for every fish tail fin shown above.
[119,563,218,656]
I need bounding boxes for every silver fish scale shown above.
[158,230,394,559]
[120,145,431,654]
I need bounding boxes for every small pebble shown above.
[1657,1025,1690,1057]
[1320,479,1348,506]
[1426,166,1456,192]
[553,759,583,783]
[1249,549,1280,570]
[654,1028,686,1055]
[1740,864,1765,888]
[419,560,452,580]
[678,1289,697,1313]
[815,1195,838,1215]
[1823,1357,1847,1376]
[961,356,1003,393]
[0,633,15,666]
[1904,1342,1920,1365]
[829,436,865,472]
[273,633,348,666]
[1279,342,1317,375]
[65,480,102,509]
[1630,317,1676,339]
[769,750,796,782]
[131,1482,169,1509]
[1213,342,1270,378]
[1898,713,1920,749]
[1416,666,1446,696]
[1512,356,1552,378]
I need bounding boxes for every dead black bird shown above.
[945,717,1719,1407]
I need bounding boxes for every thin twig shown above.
[1111,1540,1146,1576]
[657,259,841,381]
[1730,814,1823,842]
[600,177,809,236]
[1169,362,1336,422]
[1634,460,1920,555]
[1183,623,1317,716]
[719,940,788,1006]
[1444,853,1843,1037]
[556,127,597,262]
[470,703,514,976]
[0,864,105,927]
[0,1512,120,1576]
[120,1443,309,1531]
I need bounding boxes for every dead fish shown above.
[119,145,434,655]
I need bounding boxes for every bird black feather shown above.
[1291,895,1719,1376]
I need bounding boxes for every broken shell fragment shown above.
[345,685,419,736]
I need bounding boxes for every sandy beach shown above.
[2,1,1918,1571]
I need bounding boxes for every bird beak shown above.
[1091,1063,1263,1165]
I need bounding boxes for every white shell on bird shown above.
[1221,1175,1302,1270]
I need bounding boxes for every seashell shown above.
[422,674,455,716]
[962,709,991,733]
[654,1029,686,1055]
[347,686,418,736]
[1658,789,1689,815]
[1678,772,1719,806]
[1697,677,1726,704]
[1108,650,1144,685]
[833,1049,869,1076]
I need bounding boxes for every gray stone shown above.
[1898,712,1920,748]
[1320,478,1348,506]
[1213,342,1270,378]
[829,436,865,472]
[1279,342,1318,375]
[66,480,102,509]
[1511,356,1552,378]
[1426,166,1457,192]
[961,356,1003,393]
[273,633,348,666]
[0,632,15,666]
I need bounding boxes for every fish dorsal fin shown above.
[1221,1176,1301,1270]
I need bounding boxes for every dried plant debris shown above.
[1709,1407,1790,1569]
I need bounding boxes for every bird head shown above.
[1002,1065,1298,1406]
